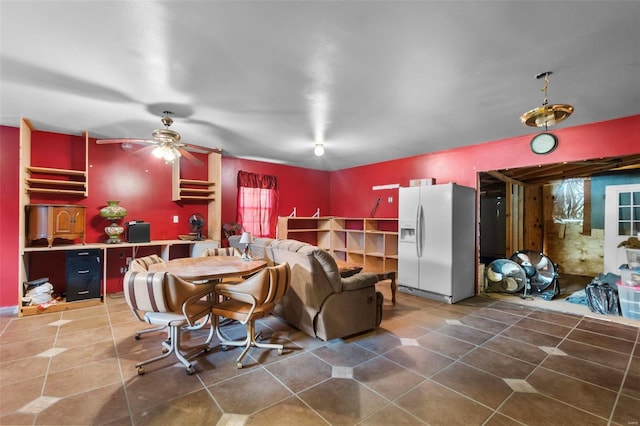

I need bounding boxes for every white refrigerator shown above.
[398,183,476,303]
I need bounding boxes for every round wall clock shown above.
[530,132,558,155]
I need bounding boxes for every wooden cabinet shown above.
[26,204,86,247]
[277,216,398,272]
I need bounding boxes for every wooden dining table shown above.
[147,256,267,281]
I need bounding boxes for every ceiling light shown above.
[520,71,574,129]
[314,143,325,156]
[152,143,181,162]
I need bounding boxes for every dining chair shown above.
[212,263,291,368]
[129,254,165,272]
[127,254,169,339]
[123,270,216,375]
[201,247,242,257]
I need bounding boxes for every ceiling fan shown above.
[96,111,211,165]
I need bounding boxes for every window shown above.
[552,178,584,223]
[617,190,640,236]
[237,171,278,237]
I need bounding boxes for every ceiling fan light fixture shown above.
[152,144,181,162]
[520,71,573,128]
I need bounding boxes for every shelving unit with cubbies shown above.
[362,218,398,273]
[276,216,333,250]
[171,150,222,242]
[279,216,398,273]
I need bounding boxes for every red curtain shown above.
[237,171,279,237]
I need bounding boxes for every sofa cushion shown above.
[310,247,343,291]
[341,273,379,291]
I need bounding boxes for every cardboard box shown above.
[409,178,435,187]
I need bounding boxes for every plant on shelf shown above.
[617,236,640,249]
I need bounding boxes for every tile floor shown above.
[1,282,639,426]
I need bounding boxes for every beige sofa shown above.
[229,236,381,340]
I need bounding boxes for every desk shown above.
[148,256,267,281]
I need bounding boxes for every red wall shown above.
[1,114,638,307]
[0,126,20,308]
[220,157,331,227]
[329,115,640,217]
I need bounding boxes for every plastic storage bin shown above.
[616,282,640,320]
[620,267,640,286]
[626,248,640,268]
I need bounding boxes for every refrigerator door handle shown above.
[417,204,423,258]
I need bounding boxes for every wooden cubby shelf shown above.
[171,151,222,241]
[24,137,89,197]
[277,216,398,273]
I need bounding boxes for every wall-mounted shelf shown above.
[174,179,216,200]
[18,119,92,317]
[171,151,222,241]
[23,132,89,197]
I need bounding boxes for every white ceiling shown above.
[1,1,639,171]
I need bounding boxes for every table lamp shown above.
[239,231,253,261]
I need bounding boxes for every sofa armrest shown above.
[341,272,378,291]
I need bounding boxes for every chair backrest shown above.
[201,247,241,257]
[252,263,291,307]
[265,263,291,307]
[130,254,165,272]
[123,271,171,313]
[218,263,290,311]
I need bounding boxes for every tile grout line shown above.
[607,326,640,425]
[519,312,625,423]
[105,301,136,425]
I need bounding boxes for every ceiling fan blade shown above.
[96,138,156,145]
[178,148,204,166]
[182,143,221,154]
[131,144,158,157]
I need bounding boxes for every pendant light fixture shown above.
[520,71,574,129]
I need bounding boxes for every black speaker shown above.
[126,221,150,243]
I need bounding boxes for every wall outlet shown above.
[388,196,393,203]
[173,215,179,223]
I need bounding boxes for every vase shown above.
[100,201,127,243]
[99,200,127,220]
[105,222,125,244]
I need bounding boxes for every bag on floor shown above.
[584,276,621,315]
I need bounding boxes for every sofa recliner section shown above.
[229,236,380,340]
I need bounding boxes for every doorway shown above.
[604,183,640,273]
